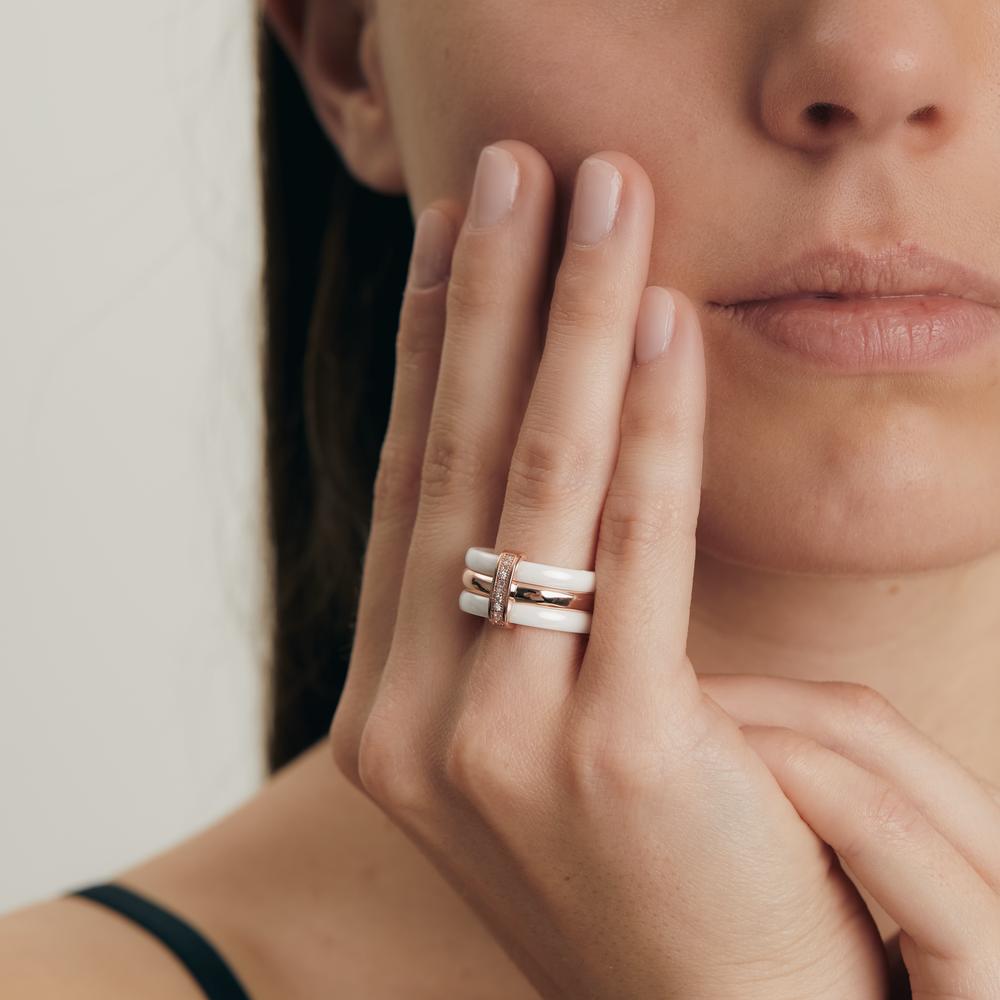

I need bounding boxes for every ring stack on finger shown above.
[458,546,596,634]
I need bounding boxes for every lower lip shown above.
[714,295,1000,372]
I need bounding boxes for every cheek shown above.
[378,1,1000,577]
[379,2,712,220]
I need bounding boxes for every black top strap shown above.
[69,882,252,1000]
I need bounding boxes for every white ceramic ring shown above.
[464,546,596,594]
[458,590,592,634]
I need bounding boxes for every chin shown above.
[697,506,1000,577]
[695,452,1000,578]
[696,344,1000,576]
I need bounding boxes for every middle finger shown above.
[487,151,655,668]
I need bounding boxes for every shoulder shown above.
[0,896,205,999]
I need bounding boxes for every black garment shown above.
[69,882,252,1000]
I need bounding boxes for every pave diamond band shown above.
[488,550,523,627]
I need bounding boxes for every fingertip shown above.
[661,286,707,383]
[632,285,705,371]
[409,204,458,291]
[422,197,465,238]
[633,286,676,366]
[662,287,703,340]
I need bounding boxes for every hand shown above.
[701,673,1000,999]
[329,138,889,999]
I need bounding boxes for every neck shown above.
[687,544,1000,779]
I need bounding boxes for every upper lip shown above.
[706,243,1000,309]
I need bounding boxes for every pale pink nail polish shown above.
[568,156,623,246]
[469,145,520,229]
[409,207,453,289]
[634,287,676,365]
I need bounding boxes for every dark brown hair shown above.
[257,16,411,773]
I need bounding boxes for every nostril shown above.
[803,102,856,127]
[908,104,939,124]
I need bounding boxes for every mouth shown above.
[705,242,1000,309]
[703,244,1000,372]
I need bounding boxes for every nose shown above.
[756,0,972,156]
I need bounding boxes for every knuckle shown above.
[441,726,517,810]
[445,249,508,321]
[768,729,816,772]
[397,278,447,352]
[741,726,820,790]
[441,730,482,790]
[330,741,361,794]
[839,787,918,864]
[394,326,442,379]
[598,485,683,560]
[563,706,662,802]
[329,710,364,791]
[565,728,658,802]
[547,266,622,337]
[619,392,685,444]
[618,399,662,445]
[372,436,423,512]
[420,422,491,500]
[855,784,923,850]
[826,682,900,737]
[507,424,592,511]
[356,716,426,815]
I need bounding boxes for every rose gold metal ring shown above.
[462,568,594,613]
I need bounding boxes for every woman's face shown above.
[372,0,1000,577]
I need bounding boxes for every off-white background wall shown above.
[1,2,266,911]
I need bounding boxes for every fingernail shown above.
[568,155,623,246]
[634,287,676,365]
[409,207,453,289]
[469,145,520,229]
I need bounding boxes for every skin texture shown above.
[296,0,1000,944]
[1,1,999,997]
[376,0,1000,565]
[286,0,1000,783]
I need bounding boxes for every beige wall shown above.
[0,2,266,910]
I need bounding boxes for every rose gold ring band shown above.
[461,568,595,613]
